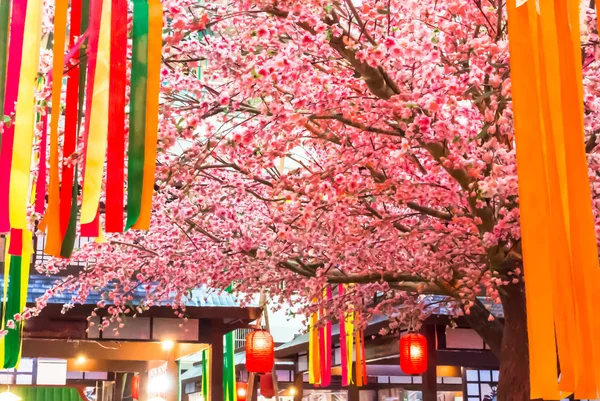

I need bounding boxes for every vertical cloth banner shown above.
[0,0,27,233]
[507,0,600,398]
[43,0,69,256]
[0,0,162,243]
[126,0,149,230]
[8,0,43,229]
[80,0,112,224]
[0,230,33,368]
[202,348,211,401]
[223,286,236,401]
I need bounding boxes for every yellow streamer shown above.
[132,0,163,230]
[308,309,320,385]
[43,0,69,256]
[8,0,43,229]
[81,0,112,223]
[345,311,354,385]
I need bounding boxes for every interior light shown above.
[161,339,174,351]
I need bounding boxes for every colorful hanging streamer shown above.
[44,0,69,256]
[132,0,162,230]
[0,0,27,233]
[105,0,128,233]
[223,285,237,401]
[0,0,10,119]
[0,0,162,251]
[0,229,33,368]
[507,0,600,398]
[202,347,211,401]
[9,0,43,229]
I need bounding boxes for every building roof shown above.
[275,295,504,357]
[14,275,252,308]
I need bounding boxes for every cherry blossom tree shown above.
[29,0,600,400]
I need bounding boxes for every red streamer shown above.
[8,228,22,256]
[60,0,82,236]
[35,112,48,214]
[105,0,128,233]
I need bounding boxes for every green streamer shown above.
[0,0,9,125]
[126,0,149,230]
[4,255,21,368]
[224,284,237,401]
[60,165,79,257]
[202,349,208,400]
[78,0,90,131]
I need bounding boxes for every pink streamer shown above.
[339,285,348,386]
[35,112,48,214]
[318,313,326,388]
[0,0,28,232]
[322,286,333,387]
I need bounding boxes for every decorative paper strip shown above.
[126,0,149,230]
[338,285,349,386]
[318,312,326,388]
[79,0,102,237]
[324,287,332,386]
[359,327,367,385]
[43,0,68,256]
[81,0,111,223]
[0,0,10,119]
[59,0,82,237]
[2,229,32,368]
[0,234,10,365]
[132,0,162,230]
[0,0,27,233]
[8,0,43,229]
[34,112,47,214]
[223,285,236,401]
[105,0,128,233]
[345,311,354,385]
[202,347,211,401]
[553,0,600,396]
[507,0,600,398]
[8,228,22,256]
[308,305,320,385]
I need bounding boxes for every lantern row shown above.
[0,0,163,260]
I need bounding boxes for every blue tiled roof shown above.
[7,275,250,307]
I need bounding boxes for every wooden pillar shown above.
[114,373,126,401]
[211,327,224,401]
[165,358,179,401]
[293,372,303,401]
[348,384,359,401]
[138,370,149,401]
[421,325,437,401]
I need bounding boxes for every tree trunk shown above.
[496,281,531,401]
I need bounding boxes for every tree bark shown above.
[496,281,531,401]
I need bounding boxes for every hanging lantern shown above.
[131,374,140,400]
[236,382,248,401]
[399,333,427,375]
[245,330,274,373]
[260,373,275,398]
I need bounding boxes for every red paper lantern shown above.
[245,330,274,373]
[260,372,275,398]
[237,382,248,401]
[399,333,427,375]
[131,374,140,400]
